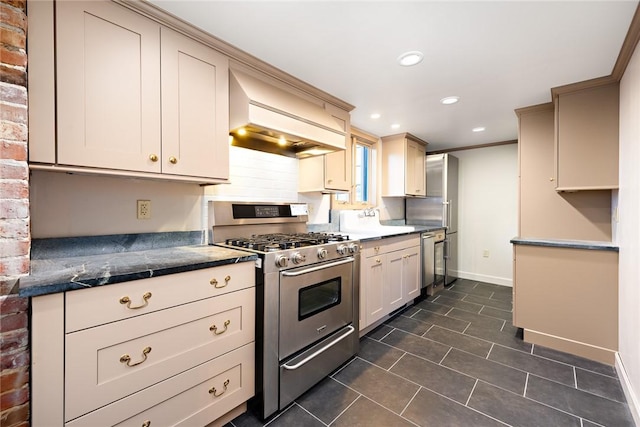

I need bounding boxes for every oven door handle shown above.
[281,257,355,277]
[281,325,355,371]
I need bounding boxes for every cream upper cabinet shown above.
[554,82,619,191]
[56,1,161,173]
[381,133,427,197]
[160,27,229,180]
[298,137,351,193]
[298,104,351,192]
[516,103,612,241]
[38,1,229,183]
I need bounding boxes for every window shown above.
[334,129,377,208]
[354,142,371,203]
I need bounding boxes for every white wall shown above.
[450,144,518,287]
[618,40,640,424]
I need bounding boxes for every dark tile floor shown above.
[226,279,636,427]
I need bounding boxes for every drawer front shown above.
[66,342,255,427]
[66,262,254,332]
[65,287,255,421]
[362,235,420,258]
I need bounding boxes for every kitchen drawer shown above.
[66,342,255,427]
[65,287,255,421]
[361,234,420,258]
[66,262,254,332]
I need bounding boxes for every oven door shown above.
[278,257,354,360]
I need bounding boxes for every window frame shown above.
[332,127,378,210]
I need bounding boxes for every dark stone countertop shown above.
[510,237,619,252]
[347,225,446,242]
[20,233,258,297]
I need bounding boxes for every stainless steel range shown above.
[208,201,360,420]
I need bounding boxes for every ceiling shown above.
[149,1,638,152]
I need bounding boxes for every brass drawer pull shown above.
[169,156,178,164]
[119,292,152,309]
[210,275,231,288]
[142,421,151,427]
[209,379,230,397]
[148,154,158,162]
[120,346,151,367]
[209,320,230,335]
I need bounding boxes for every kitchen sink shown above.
[338,210,415,236]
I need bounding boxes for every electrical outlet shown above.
[137,200,151,220]
[483,249,490,258]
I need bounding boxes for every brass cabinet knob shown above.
[149,154,158,162]
[169,156,178,164]
[549,177,555,182]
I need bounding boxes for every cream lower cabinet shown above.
[513,244,618,364]
[31,262,256,427]
[30,0,229,183]
[360,235,421,332]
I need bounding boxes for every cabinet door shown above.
[363,255,385,327]
[405,139,426,196]
[555,83,619,190]
[56,1,161,172]
[386,251,405,313]
[402,247,421,303]
[324,148,351,191]
[323,114,351,191]
[161,28,229,180]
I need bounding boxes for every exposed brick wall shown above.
[0,0,30,426]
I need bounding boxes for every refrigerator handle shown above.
[447,200,452,229]
[442,201,450,228]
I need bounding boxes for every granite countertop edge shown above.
[510,237,619,252]
[19,245,259,298]
[348,226,445,242]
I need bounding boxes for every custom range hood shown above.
[229,69,347,158]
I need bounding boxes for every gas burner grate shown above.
[224,232,350,251]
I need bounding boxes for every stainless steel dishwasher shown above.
[422,230,446,296]
[421,232,435,290]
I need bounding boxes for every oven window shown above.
[298,278,342,321]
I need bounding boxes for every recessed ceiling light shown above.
[472,127,486,132]
[397,51,424,67]
[440,96,460,105]
[391,123,401,129]
[370,113,381,119]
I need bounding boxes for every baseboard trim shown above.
[523,329,616,365]
[455,270,513,287]
[616,353,640,427]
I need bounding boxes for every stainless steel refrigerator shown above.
[406,153,458,285]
